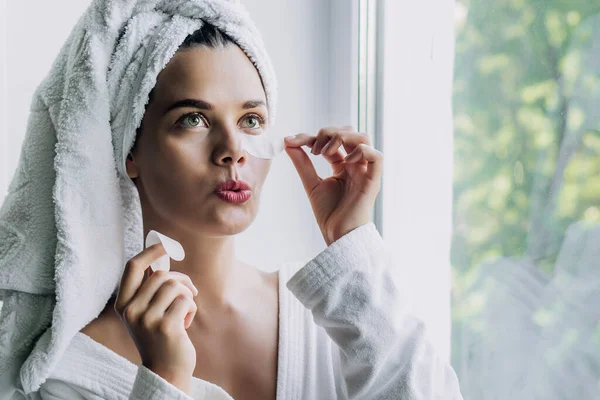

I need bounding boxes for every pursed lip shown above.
[214,180,253,204]
[214,179,252,193]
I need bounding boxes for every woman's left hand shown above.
[284,126,383,246]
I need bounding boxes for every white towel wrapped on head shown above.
[0,0,277,395]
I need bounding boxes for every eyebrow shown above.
[163,99,266,115]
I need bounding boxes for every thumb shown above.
[285,146,321,195]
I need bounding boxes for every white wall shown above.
[0,0,354,271]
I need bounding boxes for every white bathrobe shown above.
[8,223,463,400]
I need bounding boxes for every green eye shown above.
[181,113,203,127]
[244,115,262,129]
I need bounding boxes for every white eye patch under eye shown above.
[145,230,185,272]
[241,134,285,159]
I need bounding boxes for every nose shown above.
[211,124,246,167]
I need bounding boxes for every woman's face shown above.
[127,44,272,236]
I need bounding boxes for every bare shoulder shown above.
[80,297,142,365]
[254,268,279,304]
[262,269,279,289]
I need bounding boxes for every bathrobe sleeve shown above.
[9,364,232,400]
[128,365,198,400]
[286,222,464,400]
[129,365,234,400]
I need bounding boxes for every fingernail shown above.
[346,152,359,162]
[321,142,331,154]
[284,135,296,141]
[194,287,199,296]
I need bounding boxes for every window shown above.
[451,1,600,398]
[361,0,456,361]
[364,1,600,395]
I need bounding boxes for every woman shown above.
[1,2,463,399]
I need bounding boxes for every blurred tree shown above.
[451,0,600,396]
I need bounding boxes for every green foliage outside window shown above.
[452,0,600,396]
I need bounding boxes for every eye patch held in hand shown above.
[145,230,185,272]
[241,134,285,159]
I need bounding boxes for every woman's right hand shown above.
[114,242,199,395]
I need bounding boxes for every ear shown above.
[126,153,139,179]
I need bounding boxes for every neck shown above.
[142,224,255,309]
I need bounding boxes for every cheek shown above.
[252,159,272,189]
[143,140,203,192]
[165,135,212,172]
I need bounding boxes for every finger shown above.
[284,133,317,148]
[284,130,370,165]
[311,129,371,156]
[115,243,167,314]
[143,266,155,283]
[323,149,345,167]
[321,131,370,165]
[143,280,195,324]
[165,296,197,331]
[133,271,198,310]
[345,144,384,181]
[321,133,344,157]
[337,132,371,155]
[320,133,346,165]
[311,127,338,155]
[285,146,321,194]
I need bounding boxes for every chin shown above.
[209,218,253,236]
[220,223,252,236]
[207,206,257,236]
